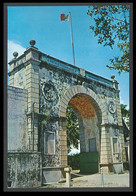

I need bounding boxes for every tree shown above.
[87,5,130,74]
[66,105,79,153]
[120,104,130,140]
[121,104,130,127]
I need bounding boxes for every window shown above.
[44,131,56,155]
[112,137,119,154]
[89,138,97,152]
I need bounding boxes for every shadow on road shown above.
[71,170,99,180]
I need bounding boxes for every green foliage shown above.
[109,42,129,74]
[120,104,130,140]
[121,104,130,125]
[120,104,129,116]
[87,5,130,74]
[68,154,80,170]
[66,106,79,153]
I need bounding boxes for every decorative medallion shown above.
[41,80,58,105]
[108,101,116,114]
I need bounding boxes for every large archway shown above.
[67,94,100,173]
[58,85,110,174]
[59,85,107,124]
[68,94,100,153]
[7,40,127,186]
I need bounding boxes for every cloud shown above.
[8,40,25,65]
[7,40,26,84]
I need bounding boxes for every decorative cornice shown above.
[24,46,39,54]
[8,57,41,75]
[24,57,41,66]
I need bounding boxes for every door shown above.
[89,138,97,152]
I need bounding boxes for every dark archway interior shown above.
[66,93,102,173]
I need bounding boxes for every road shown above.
[41,170,130,188]
[70,170,130,187]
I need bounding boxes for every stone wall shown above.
[8,86,27,151]
[7,152,42,188]
[38,62,122,127]
[7,43,126,180]
[38,62,126,173]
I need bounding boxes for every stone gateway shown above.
[7,40,127,187]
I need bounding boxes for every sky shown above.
[7,5,129,109]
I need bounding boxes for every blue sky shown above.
[7,5,129,108]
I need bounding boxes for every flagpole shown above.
[69,12,75,66]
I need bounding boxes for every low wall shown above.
[42,167,62,184]
[7,152,42,188]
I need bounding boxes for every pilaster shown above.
[58,117,68,167]
[100,124,113,173]
[24,45,40,152]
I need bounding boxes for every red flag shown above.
[60,13,69,21]
[61,13,65,21]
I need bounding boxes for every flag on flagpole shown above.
[60,12,75,66]
[60,13,69,21]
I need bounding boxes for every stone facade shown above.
[8,86,27,151]
[7,152,42,188]
[7,40,127,186]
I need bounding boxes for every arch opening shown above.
[65,93,102,174]
[59,85,107,124]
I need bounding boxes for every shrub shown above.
[68,154,80,170]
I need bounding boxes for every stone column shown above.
[111,75,123,127]
[120,128,127,163]
[58,117,68,179]
[24,46,41,152]
[115,98,123,127]
[100,124,112,173]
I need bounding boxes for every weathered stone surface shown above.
[8,86,27,151]
[7,43,127,186]
[7,152,42,188]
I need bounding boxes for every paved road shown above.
[42,170,130,188]
[70,171,130,187]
